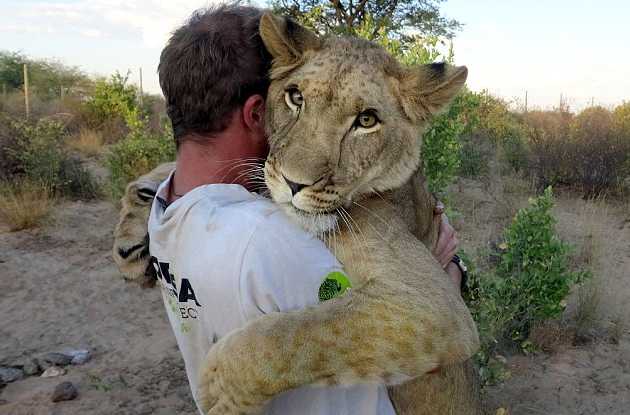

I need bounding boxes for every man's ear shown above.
[399,63,468,122]
[241,94,266,135]
[259,12,322,69]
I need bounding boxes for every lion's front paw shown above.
[197,341,265,415]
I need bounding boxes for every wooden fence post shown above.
[23,63,30,118]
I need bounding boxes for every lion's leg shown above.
[113,161,175,288]
[198,225,479,415]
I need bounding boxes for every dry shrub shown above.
[0,115,22,175]
[529,322,571,352]
[67,127,103,156]
[0,181,55,231]
[526,107,630,196]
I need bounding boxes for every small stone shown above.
[41,366,66,378]
[0,366,24,382]
[69,349,91,365]
[42,352,72,366]
[22,359,40,376]
[158,380,171,392]
[52,381,78,402]
[137,403,153,414]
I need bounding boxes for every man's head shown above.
[159,3,272,148]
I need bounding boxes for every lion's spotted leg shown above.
[198,226,479,415]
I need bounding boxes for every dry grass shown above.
[529,321,572,352]
[66,127,103,156]
[571,279,604,343]
[559,197,627,343]
[0,181,55,231]
[610,313,630,345]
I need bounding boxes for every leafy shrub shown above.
[105,124,175,200]
[613,101,630,138]
[7,118,65,186]
[57,157,102,200]
[495,187,590,343]
[500,133,530,173]
[2,116,101,200]
[464,187,590,384]
[0,114,23,175]
[458,135,490,179]
[423,89,482,194]
[83,71,146,143]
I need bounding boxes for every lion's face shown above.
[264,40,425,234]
[260,15,467,235]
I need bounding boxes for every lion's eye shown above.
[355,111,379,129]
[285,88,304,109]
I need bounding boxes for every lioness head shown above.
[260,13,467,235]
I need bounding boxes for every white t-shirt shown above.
[148,175,396,415]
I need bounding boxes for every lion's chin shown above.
[278,203,338,236]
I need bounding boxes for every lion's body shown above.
[113,12,481,415]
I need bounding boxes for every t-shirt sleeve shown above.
[238,211,345,318]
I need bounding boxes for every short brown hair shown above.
[158,3,272,148]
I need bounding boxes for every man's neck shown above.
[168,131,264,204]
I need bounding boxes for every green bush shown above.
[423,90,482,194]
[7,118,65,186]
[105,125,175,200]
[57,157,102,200]
[458,136,489,179]
[83,71,147,143]
[464,187,590,384]
[500,133,530,173]
[496,187,590,343]
[3,116,102,200]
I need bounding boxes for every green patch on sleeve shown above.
[318,271,352,302]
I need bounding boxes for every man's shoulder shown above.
[153,183,303,239]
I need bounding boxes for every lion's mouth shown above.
[277,203,339,235]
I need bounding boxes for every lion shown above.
[113,12,481,415]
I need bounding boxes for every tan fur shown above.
[196,13,481,415]
[112,161,174,288]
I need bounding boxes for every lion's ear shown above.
[399,63,468,122]
[259,12,322,68]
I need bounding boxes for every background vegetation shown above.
[1,0,628,392]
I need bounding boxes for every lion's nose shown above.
[283,176,308,196]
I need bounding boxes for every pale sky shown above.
[1,0,628,111]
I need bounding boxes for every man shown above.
[149,3,463,414]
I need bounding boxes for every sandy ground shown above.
[1,178,629,414]
[0,200,197,415]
